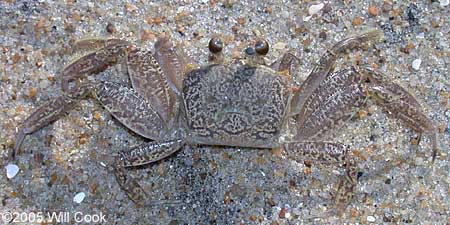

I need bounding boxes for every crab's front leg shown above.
[291,30,383,116]
[114,138,185,206]
[360,66,438,161]
[62,37,192,124]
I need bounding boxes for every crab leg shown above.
[63,37,187,124]
[153,37,190,95]
[291,30,383,116]
[93,81,167,140]
[296,68,363,132]
[12,96,81,159]
[270,52,300,77]
[283,142,358,210]
[62,40,132,92]
[127,49,175,123]
[360,67,438,160]
[114,139,185,206]
[12,81,167,159]
[295,69,367,140]
[71,38,128,53]
[11,84,93,159]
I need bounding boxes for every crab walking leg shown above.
[291,30,383,116]
[13,96,74,156]
[62,41,132,92]
[270,52,300,76]
[114,139,185,206]
[296,68,364,137]
[93,81,167,140]
[154,37,190,95]
[283,142,358,209]
[127,49,175,123]
[361,67,438,160]
[295,80,367,140]
[11,87,90,159]
[13,82,167,159]
[71,38,130,53]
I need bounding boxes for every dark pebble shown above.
[319,31,327,40]
[106,23,116,33]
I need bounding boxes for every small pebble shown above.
[272,42,286,50]
[12,53,20,63]
[319,30,327,39]
[440,0,449,7]
[73,192,86,203]
[412,59,422,70]
[308,3,324,15]
[416,32,425,39]
[6,164,19,179]
[284,212,291,219]
[382,2,392,13]
[278,207,286,218]
[367,215,376,222]
[304,2,324,21]
[28,87,38,98]
[368,6,378,16]
[352,17,363,26]
[415,157,424,165]
[322,3,332,13]
[237,17,246,25]
[106,23,116,33]
[280,11,290,19]
[124,3,138,13]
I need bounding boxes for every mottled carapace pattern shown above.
[182,63,291,148]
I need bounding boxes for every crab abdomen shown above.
[182,64,291,148]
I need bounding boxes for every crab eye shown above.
[255,39,269,55]
[245,46,255,56]
[208,37,223,54]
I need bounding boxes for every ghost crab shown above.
[11,30,438,211]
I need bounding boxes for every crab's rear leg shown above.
[361,67,438,161]
[291,30,383,116]
[11,85,92,159]
[114,139,185,206]
[13,81,173,205]
[71,38,129,53]
[283,142,358,212]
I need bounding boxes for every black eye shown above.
[255,39,269,55]
[245,46,255,55]
[208,37,223,54]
